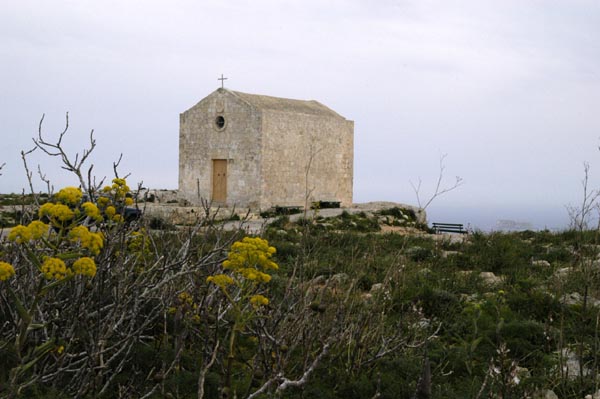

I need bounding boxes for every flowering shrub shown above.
[0,179,141,396]
[224,237,277,279]
[206,236,278,394]
[68,225,104,255]
[81,201,103,222]
[249,293,269,307]
[206,273,234,288]
[168,291,201,324]
[98,178,134,223]
[0,261,15,281]
[55,186,83,206]
[209,236,277,305]
[127,229,152,262]
[71,256,97,277]
[40,257,69,280]
[7,224,34,243]
[2,118,259,398]
[7,186,107,279]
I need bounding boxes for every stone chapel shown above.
[178,88,354,209]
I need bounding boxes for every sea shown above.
[426,204,575,233]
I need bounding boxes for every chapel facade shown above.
[178,88,354,209]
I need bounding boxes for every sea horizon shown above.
[426,204,576,233]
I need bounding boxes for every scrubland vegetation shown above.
[2,122,600,398]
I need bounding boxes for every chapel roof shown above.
[226,89,346,119]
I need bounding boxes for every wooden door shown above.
[212,159,227,202]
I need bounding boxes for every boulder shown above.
[370,283,385,293]
[441,250,460,258]
[560,349,592,379]
[533,390,559,399]
[329,273,349,286]
[532,260,551,267]
[561,292,600,307]
[309,275,327,286]
[554,267,572,279]
[369,283,390,300]
[479,272,503,286]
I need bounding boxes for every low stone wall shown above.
[140,203,249,226]
[353,202,427,225]
[140,201,426,227]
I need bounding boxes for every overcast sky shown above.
[1,1,599,229]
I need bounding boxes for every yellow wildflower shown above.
[38,203,55,218]
[105,206,116,218]
[101,178,132,202]
[257,271,272,283]
[222,237,278,285]
[41,257,68,280]
[206,274,234,288]
[111,178,130,197]
[8,225,31,244]
[87,232,104,254]
[125,197,134,206]
[69,225,90,240]
[69,226,104,255]
[56,345,65,354]
[72,257,97,277]
[55,187,83,205]
[249,294,269,307]
[237,268,270,283]
[27,220,49,240]
[39,203,75,224]
[52,204,75,222]
[82,202,103,222]
[97,196,109,207]
[178,291,193,305]
[0,262,16,281]
[224,237,278,272]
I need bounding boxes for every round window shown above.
[215,115,225,130]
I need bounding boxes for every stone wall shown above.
[260,109,353,207]
[179,89,262,207]
[179,89,354,210]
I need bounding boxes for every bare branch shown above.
[113,153,122,178]
[275,342,330,393]
[566,162,600,231]
[37,164,52,195]
[304,141,322,219]
[32,112,98,193]
[411,154,463,211]
[197,340,220,399]
[20,147,40,205]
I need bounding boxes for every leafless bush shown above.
[1,115,432,398]
[410,154,463,211]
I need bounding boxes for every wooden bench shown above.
[432,222,468,234]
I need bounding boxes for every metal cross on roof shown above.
[218,74,228,88]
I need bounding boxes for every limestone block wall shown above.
[179,90,262,207]
[179,89,354,210]
[260,110,353,208]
